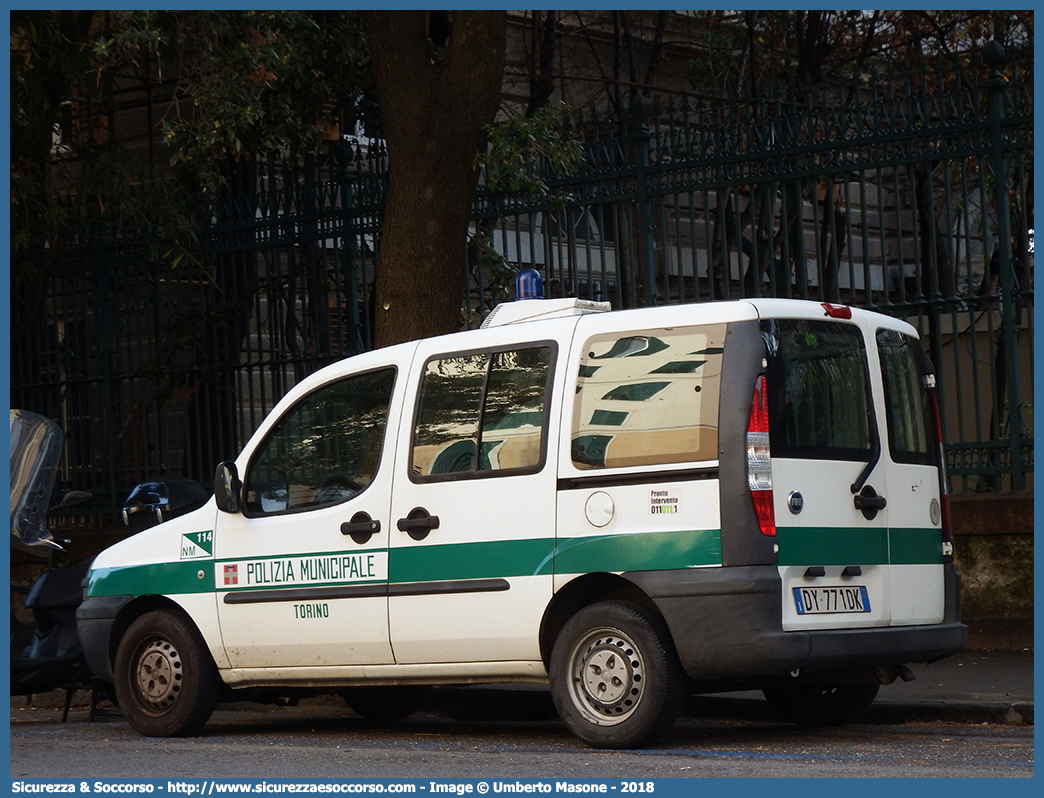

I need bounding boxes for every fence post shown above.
[630,98,658,307]
[984,42,1025,491]
[96,261,122,519]
[337,139,365,355]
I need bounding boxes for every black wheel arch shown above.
[108,595,209,680]
[539,572,659,670]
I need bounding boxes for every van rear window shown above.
[876,329,935,465]
[571,324,725,469]
[762,319,872,461]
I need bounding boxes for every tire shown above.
[114,609,219,737]
[342,685,431,721]
[550,601,683,749]
[762,683,880,727]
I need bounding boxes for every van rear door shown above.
[762,308,946,632]
[874,324,947,627]
[763,312,891,630]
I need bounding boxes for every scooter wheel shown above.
[115,609,219,737]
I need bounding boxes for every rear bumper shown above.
[628,563,967,684]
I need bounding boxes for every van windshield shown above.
[762,319,872,462]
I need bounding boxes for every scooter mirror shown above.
[214,462,242,514]
[56,490,93,510]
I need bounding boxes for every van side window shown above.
[876,329,934,465]
[412,346,553,479]
[243,368,396,515]
[763,319,872,461]
[571,325,725,469]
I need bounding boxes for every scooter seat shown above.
[24,561,92,611]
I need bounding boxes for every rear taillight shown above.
[927,380,952,542]
[747,375,775,536]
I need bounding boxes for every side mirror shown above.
[214,462,243,514]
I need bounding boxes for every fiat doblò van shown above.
[78,297,966,748]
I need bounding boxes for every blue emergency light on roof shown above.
[514,268,543,300]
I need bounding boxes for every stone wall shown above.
[951,492,1034,651]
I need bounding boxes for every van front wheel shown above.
[550,601,683,749]
[114,610,219,737]
[762,683,880,726]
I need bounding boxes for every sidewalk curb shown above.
[681,694,1034,726]
[13,686,1034,728]
[427,687,1035,728]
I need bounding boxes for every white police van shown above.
[78,295,966,748]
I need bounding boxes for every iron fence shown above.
[10,49,1033,528]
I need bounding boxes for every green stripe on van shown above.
[88,560,213,597]
[388,530,722,582]
[85,540,562,599]
[777,527,889,566]
[554,528,722,573]
[389,538,557,583]
[86,529,726,599]
[889,527,945,565]
[777,526,942,566]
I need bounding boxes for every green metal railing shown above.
[470,51,1033,493]
[10,47,1032,527]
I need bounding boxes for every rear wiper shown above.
[851,406,882,496]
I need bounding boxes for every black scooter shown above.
[10,410,209,719]
[10,549,95,714]
[10,410,95,717]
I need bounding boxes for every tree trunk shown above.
[363,11,506,348]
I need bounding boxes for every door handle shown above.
[341,512,380,545]
[853,485,887,520]
[396,507,440,541]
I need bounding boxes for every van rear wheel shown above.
[114,610,219,737]
[762,683,880,726]
[550,601,683,749]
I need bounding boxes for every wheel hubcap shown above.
[570,629,644,725]
[135,638,183,710]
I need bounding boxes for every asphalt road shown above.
[9,701,1034,780]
